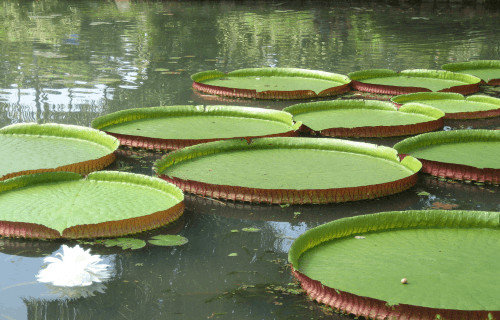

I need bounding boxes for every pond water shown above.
[1,0,499,319]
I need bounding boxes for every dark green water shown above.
[0,1,499,319]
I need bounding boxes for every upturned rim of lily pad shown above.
[283,100,444,137]
[191,68,351,100]
[441,60,500,85]
[0,123,119,181]
[348,69,481,95]
[0,171,184,239]
[289,209,500,320]
[391,92,500,119]
[154,137,421,204]
[91,105,301,151]
[394,129,500,184]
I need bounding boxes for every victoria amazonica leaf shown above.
[0,171,184,239]
[154,137,421,204]
[394,130,500,184]
[0,123,119,180]
[392,92,500,119]
[92,105,301,150]
[284,100,444,137]
[191,68,351,99]
[442,60,500,85]
[348,69,481,95]
[289,210,500,320]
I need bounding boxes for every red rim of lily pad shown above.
[191,68,351,100]
[348,69,481,95]
[289,210,500,320]
[394,130,500,184]
[0,123,119,181]
[0,171,185,239]
[91,105,301,151]
[154,138,421,205]
[284,100,444,138]
[391,92,500,120]
[442,60,500,86]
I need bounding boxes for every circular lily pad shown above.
[154,137,422,204]
[394,129,500,184]
[442,60,500,85]
[0,171,184,239]
[191,68,351,100]
[289,210,500,320]
[91,105,301,150]
[283,100,444,137]
[348,69,481,95]
[392,92,500,119]
[0,123,119,181]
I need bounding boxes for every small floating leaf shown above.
[417,191,430,196]
[102,238,146,250]
[242,227,261,233]
[148,235,188,247]
[228,253,238,257]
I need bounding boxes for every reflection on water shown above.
[0,0,499,319]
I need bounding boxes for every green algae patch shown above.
[0,171,184,239]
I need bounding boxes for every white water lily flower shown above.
[36,245,111,287]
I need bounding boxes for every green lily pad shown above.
[0,123,119,180]
[101,238,146,250]
[0,171,184,239]
[154,137,421,204]
[442,60,500,85]
[394,130,500,184]
[392,92,500,119]
[148,235,188,246]
[191,68,351,100]
[289,210,500,319]
[284,100,444,137]
[91,105,301,150]
[348,69,481,95]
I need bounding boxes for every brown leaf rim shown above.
[192,81,351,100]
[291,268,500,320]
[0,153,116,181]
[158,173,418,204]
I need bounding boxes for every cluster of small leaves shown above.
[90,234,188,250]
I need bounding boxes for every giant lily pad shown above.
[442,60,500,85]
[0,171,184,239]
[348,69,481,95]
[191,68,351,100]
[289,210,500,320]
[154,137,421,204]
[283,100,444,137]
[0,123,119,181]
[91,105,301,150]
[394,129,500,184]
[392,92,500,119]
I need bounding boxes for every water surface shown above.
[1,1,499,319]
